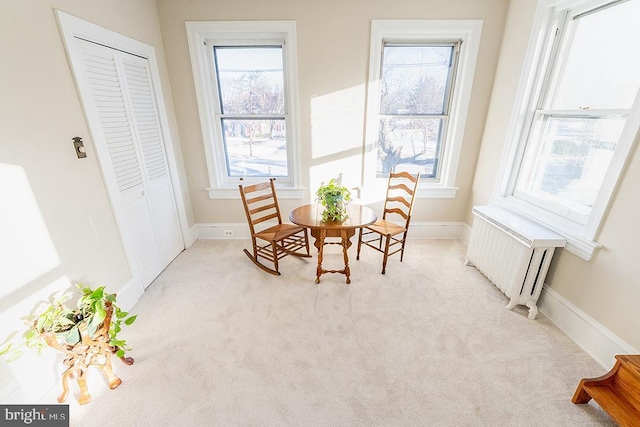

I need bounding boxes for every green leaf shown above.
[35,316,46,332]
[116,310,128,319]
[0,343,11,356]
[105,293,116,302]
[92,303,107,326]
[88,287,104,300]
[116,349,124,358]
[124,315,137,326]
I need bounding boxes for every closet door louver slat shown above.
[81,50,144,194]
[121,59,169,182]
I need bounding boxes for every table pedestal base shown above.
[311,228,355,284]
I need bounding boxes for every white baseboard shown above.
[406,222,468,239]
[115,279,143,312]
[186,225,199,247]
[195,221,467,240]
[538,286,638,369]
[196,223,250,239]
[460,222,471,245]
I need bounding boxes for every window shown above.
[214,46,288,178]
[365,20,483,198]
[378,43,460,179]
[186,21,302,198]
[494,0,640,260]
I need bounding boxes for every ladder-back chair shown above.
[239,179,310,275]
[356,171,420,274]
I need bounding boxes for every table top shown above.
[290,203,377,230]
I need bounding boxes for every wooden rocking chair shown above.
[356,170,420,274]
[239,179,311,275]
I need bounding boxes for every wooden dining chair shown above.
[356,170,420,274]
[239,179,311,275]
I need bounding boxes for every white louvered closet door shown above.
[76,39,183,288]
[119,53,184,263]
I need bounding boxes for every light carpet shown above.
[46,239,615,426]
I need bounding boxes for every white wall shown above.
[0,0,191,402]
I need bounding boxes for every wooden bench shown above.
[572,354,640,426]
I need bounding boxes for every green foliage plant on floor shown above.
[316,178,351,222]
[1,284,137,361]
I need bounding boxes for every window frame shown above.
[186,21,303,199]
[492,0,640,260]
[364,20,483,198]
[378,41,461,180]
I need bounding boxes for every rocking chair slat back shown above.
[239,179,311,275]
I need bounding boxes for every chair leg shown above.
[382,235,391,274]
[271,241,279,274]
[304,228,310,256]
[251,237,259,259]
[356,228,363,260]
[400,232,408,262]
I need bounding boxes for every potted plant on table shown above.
[316,178,352,222]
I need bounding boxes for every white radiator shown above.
[465,205,565,319]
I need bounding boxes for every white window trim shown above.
[364,20,483,199]
[186,21,304,199]
[492,0,640,261]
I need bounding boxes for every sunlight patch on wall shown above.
[0,164,60,300]
[309,84,366,200]
[0,275,73,403]
[310,84,366,159]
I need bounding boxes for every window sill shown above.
[488,195,602,261]
[208,186,306,200]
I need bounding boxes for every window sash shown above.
[220,117,289,178]
[514,110,627,221]
[376,41,460,180]
[377,116,447,179]
[511,0,637,226]
[380,42,459,117]
[212,45,286,116]
[209,41,293,185]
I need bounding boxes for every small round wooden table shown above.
[290,203,377,284]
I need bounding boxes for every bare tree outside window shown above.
[377,44,458,178]
[214,46,288,177]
